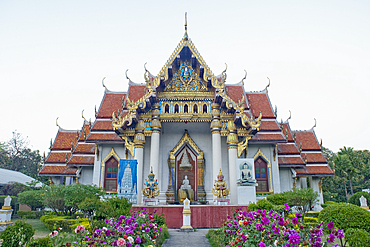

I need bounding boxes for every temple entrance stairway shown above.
[162,229,211,247]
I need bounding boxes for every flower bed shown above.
[46,209,162,246]
[218,204,345,247]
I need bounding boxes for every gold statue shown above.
[142,167,160,198]
[212,169,229,198]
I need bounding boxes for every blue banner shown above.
[117,159,137,203]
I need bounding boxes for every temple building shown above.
[39,18,333,209]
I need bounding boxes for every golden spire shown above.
[184,12,188,40]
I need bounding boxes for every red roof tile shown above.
[86,132,123,142]
[91,120,113,131]
[68,156,94,166]
[301,153,328,164]
[250,133,286,142]
[127,85,146,104]
[259,120,281,132]
[278,143,300,154]
[52,131,77,150]
[294,131,321,151]
[278,157,305,166]
[97,92,126,118]
[246,93,275,118]
[294,165,334,176]
[39,165,78,176]
[73,143,95,154]
[45,152,70,163]
[225,85,247,107]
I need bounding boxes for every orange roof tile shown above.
[246,93,275,118]
[91,120,113,131]
[68,156,94,166]
[294,165,334,176]
[73,143,95,154]
[52,131,77,150]
[259,120,281,132]
[225,85,247,107]
[97,92,126,118]
[294,131,321,151]
[250,133,286,142]
[301,153,328,164]
[127,85,147,104]
[278,157,305,166]
[45,152,70,163]
[86,132,123,142]
[278,143,300,154]
[39,165,78,176]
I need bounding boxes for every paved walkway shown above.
[162,229,211,247]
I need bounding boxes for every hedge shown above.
[349,192,370,207]
[40,214,90,232]
[345,228,370,247]
[319,203,370,232]
[17,210,45,219]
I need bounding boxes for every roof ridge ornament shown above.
[56,117,60,128]
[287,110,292,122]
[265,77,270,92]
[102,77,107,91]
[312,118,317,129]
[241,69,247,86]
[184,12,188,40]
[82,110,87,122]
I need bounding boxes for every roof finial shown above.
[241,69,247,86]
[125,69,131,81]
[287,110,291,121]
[184,12,188,40]
[102,77,107,90]
[56,117,60,128]
[312,118,317,129]
[82,110,87,122]
[265,77,270,92]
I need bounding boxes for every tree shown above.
[18,190,44,210]
[285,188,318,216]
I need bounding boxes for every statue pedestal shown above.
[214,198,230,205]
[0,208,13,232]
[143,198,159,206]
[237,186,256,205]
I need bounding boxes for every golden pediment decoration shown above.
[169,130,203,161]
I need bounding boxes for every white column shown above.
[211,103,222,201]
[135,147,144,205]
[150,103,161,179]
[227,120,238,205]
[150,132,160,177]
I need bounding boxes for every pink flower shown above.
[259,242,266,247]
[292,217,299,225]
[74,224,85,234]
[49,230,58,238]
[117,238,126,246]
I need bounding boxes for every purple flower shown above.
[327,221,334,229]
[256,223,264,231]
[284,203,290,211]
[295,212,303,218]
[227,215,231,219]
[337,229,345,239]
[117,226,124,232]
[261,217,270,225]
[327,233,336,243]
[145,227,150,232]
[292,217,299,225]
[95,229,103,236]
[105,229,111,236]
[259,242,266,247]
[288,233,300,245]
[273,227,279,235]
[135,236,141,244]
[242,234,248,241]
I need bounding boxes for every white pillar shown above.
[211,103,222,201]
[227,120,238,205]
[135,147,144,205]
[150,103,161,179]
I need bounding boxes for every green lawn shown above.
[25,219,50,239]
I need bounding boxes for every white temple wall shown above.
[310,176,324,211]
[79,167,94,185]
[279,168,294,192]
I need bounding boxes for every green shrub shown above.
[305,212,319,218]
[256,198,274,210]
[155,224,169,247]
[247,202,258,212]
[27,237,52,247]
[266,192,288,205]
[345,228,370,247]
[154,212,166,226]
[18,190,44,210]
[321,201,336,208]
[42,215,89,232]
[206,229,225,247]
[319,203,370,232]
[17,210,45,219]
[273,205,285,213]
[349,192,370,207]
[0,220,34,247]
[303,216,318,223]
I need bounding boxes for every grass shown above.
[25,219,50,239]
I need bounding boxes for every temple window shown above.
[255,157,269,192]
[165,104,169,113]
[174,104,179,113]
[203,104,207,113]
[184,104,188,113]
[105,156,118,192]
[193,104,198,113]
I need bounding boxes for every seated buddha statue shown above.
[178,175,194,202]
[237,162,258,186]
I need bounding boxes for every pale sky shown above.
[1,1,369,155]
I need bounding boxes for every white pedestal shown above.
[143,198,159,206]
[180,198,193,231]
[214,198,230,205]
[0,208,13,232]
[237,186,256,205]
